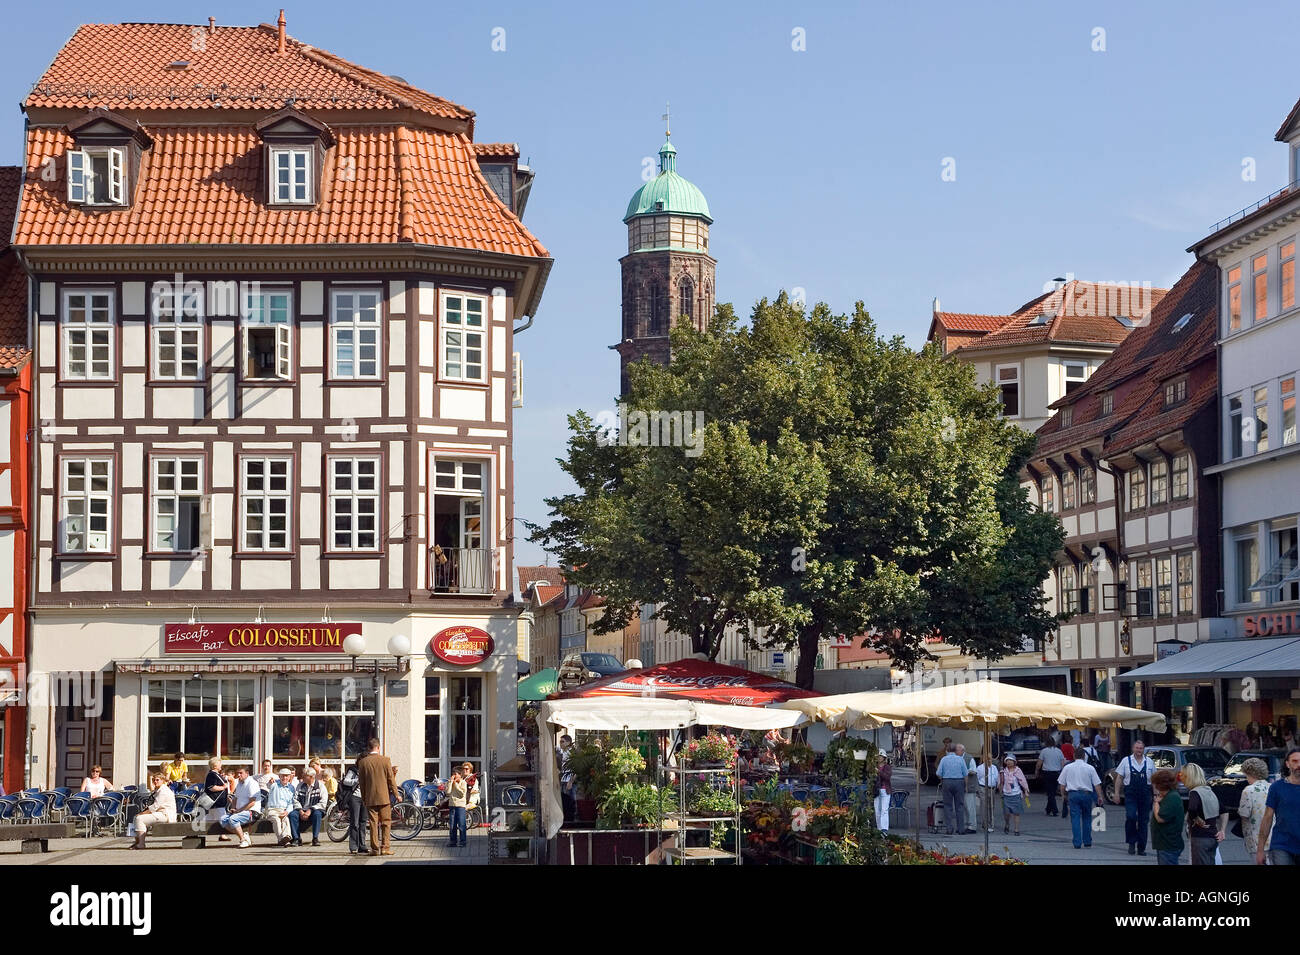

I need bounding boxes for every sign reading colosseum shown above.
[163,623,362,654]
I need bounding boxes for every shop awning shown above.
[557,657,820,705]
[517,667,558,701]
[1115,637,1300,681]
[115,659,402,675]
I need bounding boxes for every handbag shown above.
[195,792,215,812]
[1023,794,1030,809]
[1230,817,1244,838]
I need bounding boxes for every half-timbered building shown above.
[15,17,550,787]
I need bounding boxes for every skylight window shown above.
[1029,313,1050,326]
[1116,315,1135,328]
[1172,312,1193,332]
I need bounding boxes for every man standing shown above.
[1035,739,1065,817]
[936,744,968,835]
[1094,728,1112,776]
[957,744,978,834]
[1114,740,1154,856]
[1256,749,1300,865]
[558,734,576,823]
[976,753,1001,833]
[218,765,263,849]
[339,761,366,855]
[1058,748,1104,849]
[357,737,400,856]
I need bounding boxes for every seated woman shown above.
[80,765,114,797]
[131,772,178,849]
[163,752,189,787]
[204,756,232,841]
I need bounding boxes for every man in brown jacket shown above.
[356,737,401,855]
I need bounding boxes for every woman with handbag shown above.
[200,756,232,841]
[1183,762,1227,865]
[1236,757,1272,859]
[999,755,1028,835]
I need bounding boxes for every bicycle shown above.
[324,795,420,842]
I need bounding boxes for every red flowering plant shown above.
[682,732,738,767]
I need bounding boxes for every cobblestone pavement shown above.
[0,826,492,865]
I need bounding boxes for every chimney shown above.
[208,16,216,34]
[277,9,286,55]
[931,296,941,314]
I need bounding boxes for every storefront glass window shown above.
[146,678,255,771]
[271,677,373,778]
[450,675,484,775]
[424,676,441,780]
[1236,537,1261,605]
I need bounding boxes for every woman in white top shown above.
[131,772,178,849]
[80,765,114,798]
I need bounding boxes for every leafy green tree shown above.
[530,295,1063,684]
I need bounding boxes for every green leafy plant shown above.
[689,785,739,816]
[823,737,879,787]
[596,782,663,829]
[605,745,647,779]
[778,741,816,771]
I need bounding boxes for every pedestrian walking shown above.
[1236,757,1272,858]
[1182,763,1226,865]
[1094,729,1112,776]
[356,737,401,856]
[957,744,978,834]
[1115,740,1155,856]
[976,753,1000,833]
[999,755,1028,835]
[1035,740,1065,817]
[936,744,968,835]
[339,761,366,855]
[1256,749,1300,865]
[1150,768,1184,865]
[874,753,892,832]
[1058,748,1103,849]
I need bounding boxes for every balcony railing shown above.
[1207,180,1300,236]
[430,545,495,594]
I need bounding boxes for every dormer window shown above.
[1101,392,1114,416]
[1164,377,1188,407]
[271,147,312,204]
[68,147,126,205]
[64,108,151,209]
[256,105,334,209]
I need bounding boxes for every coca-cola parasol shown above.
[558,657,820,705]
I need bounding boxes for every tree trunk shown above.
[795,624,821,689]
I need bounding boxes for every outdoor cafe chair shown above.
[0,795,20,825]
[90,792,127,836]
[501,784,528,806]
[63,793,94,835]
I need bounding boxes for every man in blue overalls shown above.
[1114,740,1154,856]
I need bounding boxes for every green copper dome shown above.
[624,139,712,223]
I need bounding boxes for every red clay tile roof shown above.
[531,584,564,607]
[24,22,473,122]
[473,143,519,160]
[518,565,565,592]
[0,167,30,371]
[1033,260,1217,460]
[954,281,1169,354]
[15,124,547,256]
[932,311,1008,333]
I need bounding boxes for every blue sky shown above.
[7,1,1300,573]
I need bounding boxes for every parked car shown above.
[1104,745,1230,805]
[557,652,625,690]
[1208,749,1287,814]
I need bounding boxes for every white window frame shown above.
[328,456,380,553]
[439,293,487,384]
[68,147,126,206]
[1281,239,1296,313]
[1176,552,1194,615]
[1149,457,1168,506]
[1079,466,1096,505]
[1039,476,1055,514]
[1228,393,1245,460]
[1234,534,1262,607]
[1128,465,1147,512]
[430,456,493,592]
[1171,452,1191,500]
[329,289,383,380]
[1283,375,1297,447]
[240,456,292,553]
[241,288,294,381]
[1064,361,1088,395]
[1253,383,1271,454]
[151,284,205,380]
[270,147,312,204]
[151,456,204,553]
[1101,391,1113,416]
[60,456,113,554]
[1252,251,1269,323]
[1227,264,1243,333]
[1061,468,1076,510]
[1155,556,1174,617]
[1060,565,1078,614]
[61,289,115,380]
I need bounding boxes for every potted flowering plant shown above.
[777,740,816,772]
[681,732,737,767]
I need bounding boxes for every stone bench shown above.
[145,819,279,849]
[0,822,77,853]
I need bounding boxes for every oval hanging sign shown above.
[430,626,495,666]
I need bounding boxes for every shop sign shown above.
[429,626,494,666]
[164,623,362,654]
[1242,612,1300,638]
[1156,641,1191,660]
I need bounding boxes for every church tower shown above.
[615,130,715,395]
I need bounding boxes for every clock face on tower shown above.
[616,136,716,396]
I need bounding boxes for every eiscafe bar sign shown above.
[164,623,362,654]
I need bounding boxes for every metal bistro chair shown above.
[90,792,127,836]
[16,792,54,823]
[63,793,95,836]
[173,792,198,825]
[0,795,21,825]
[887,789,912,830]
[45,788,73,823]
[501,784,528,807]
